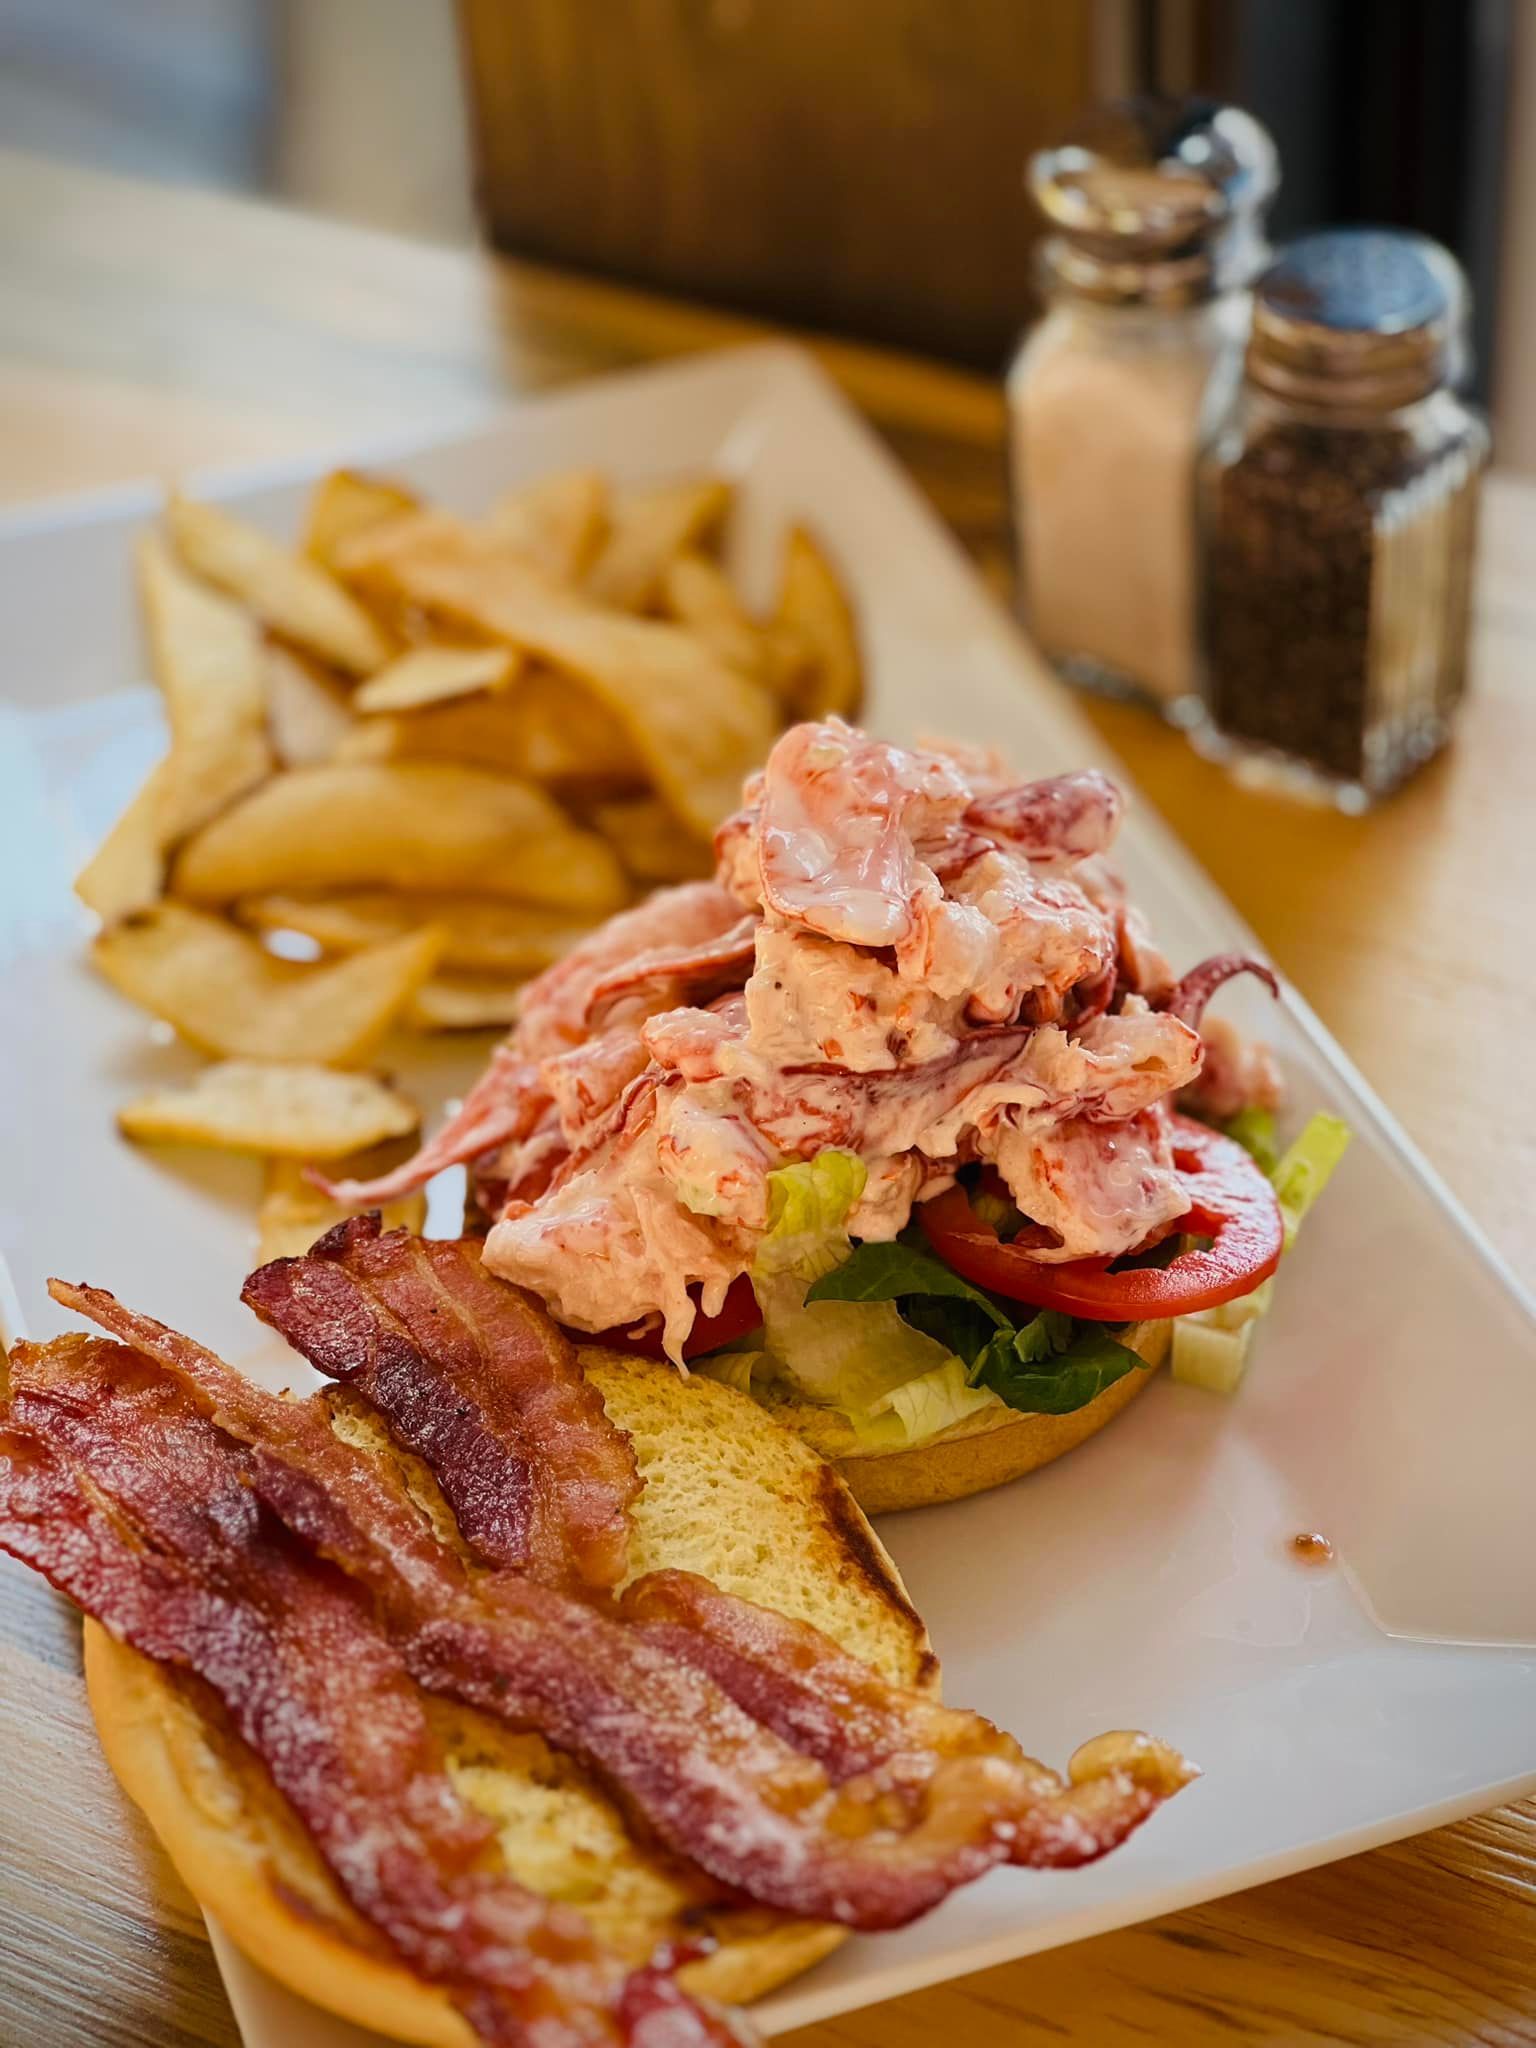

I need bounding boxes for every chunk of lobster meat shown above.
[514,881,747,1060]
[744,922,967,1072]
[987,1107,1191,1262]
[654,1097,778,1235]
[946,853,1116,1024]
[543,1026,652,1144]
[1063,1006,1204,1120]
[581,916,757,1033]
[755,719,968,947]
[641,999,747,1083]
[964,770,1123,865]
[1181,1014,1285,1123]
[486,1168,748,1363]
[712,781,764,910]
[311,1043,550,1206]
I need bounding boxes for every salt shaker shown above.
[1197,229,1488,808]
[1009,97,1277,716]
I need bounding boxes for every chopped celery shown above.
[1222,1105,1279,1173]
[1172,1315,1255,1394]
[1272,1113,1351,1250]
[1201,1274,1274,1331]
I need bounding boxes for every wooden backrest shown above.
[458,0,1110,366]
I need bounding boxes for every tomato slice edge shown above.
[581,1271,763,1361]
[920,1115,1283,1320]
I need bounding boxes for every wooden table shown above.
[1,147,1531,2048]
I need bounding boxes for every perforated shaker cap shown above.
[1030,96,1277,304]
[1247,228,1469,407]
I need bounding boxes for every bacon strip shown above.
[964,771,1123,864]
[406,1573,1188,1929]
[0,1338,728,2048]
[31,1284,1194,1941]
[46,1278,461,1620]
[239,1218,640,1592]
[314,1043,549,1206]
[619,1572,1193,1867]
[232,1236,1194,1920]
[1157,953,1280,1029]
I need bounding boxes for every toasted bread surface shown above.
[87,1347,935,2042]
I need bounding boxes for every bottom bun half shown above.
[86,1351,938,2043]
[760,1319,1172,1515]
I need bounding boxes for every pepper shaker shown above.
[1009,97,1277,717]
[1197,228,1488,808]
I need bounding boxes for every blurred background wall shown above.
[3,0,1532,449]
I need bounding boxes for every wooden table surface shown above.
[1,147,1532,2048]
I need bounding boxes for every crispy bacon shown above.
[0,1337,718,2048]
[964,771,1123,864]
[618,1572,1193,1868]
[1156,953,1280,1029]
[19,1281,1194,1966]
[240,1218,640,1592]
[46,1279,462,1620]
[315,1043,550,1207]
[407,1573,1187,1928]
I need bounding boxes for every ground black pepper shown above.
[1204,417,1420,783]
[1196,229,1488,804]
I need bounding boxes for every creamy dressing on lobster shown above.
[328,720,1277,1360]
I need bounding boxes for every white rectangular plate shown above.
[2,344,1534,2044]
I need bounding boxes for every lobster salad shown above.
[325,718,1348,1445]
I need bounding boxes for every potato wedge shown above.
[76,537,273,923]
[238,890,585,973]
[335,669,644,789]
[257,1146,426,1264]
[303,470,420,574]
[776,524,863,721]
[586,476,732,610]
[335,532,775,834]
[74,767,181,927]
[167,492,391,676]
[353,643,517,714]
[119,1060,419,1157]
[264,642,355,767]
[661,551,768,678]
[593,796,715,885]
[489,468,608,581]
[93,903,442,1064]
[171,761,628,911]
[139,532,273,769]
[407,973,528,1031]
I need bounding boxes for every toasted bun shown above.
[86,1349,936,2044]
[759,1319,1172,1514]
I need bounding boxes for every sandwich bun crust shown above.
[759,1319,1172,1515]
[86,1349,936,2043]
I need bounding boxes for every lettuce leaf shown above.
[805,1234,1142,1416]
[754,1149,869,1283]
[974,1320,1140,1414]
[750,1155,959,1418]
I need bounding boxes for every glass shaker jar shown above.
[1009,97,1277,718]
[1197,229,1488,808]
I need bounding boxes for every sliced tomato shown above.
[920,1115,1282,1320]
[582,1273,762,1361]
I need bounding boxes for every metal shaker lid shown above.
[1030,96,1277,303]
[1247,228,1467,406]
